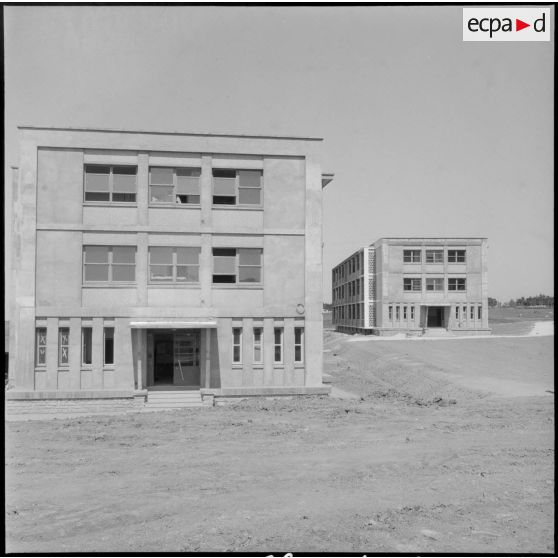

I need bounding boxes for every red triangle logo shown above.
[516,19,530,31]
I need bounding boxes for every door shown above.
[153,333,174,384]
[173,331,201,386]
[427,307,445,328]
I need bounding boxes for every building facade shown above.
[332,238,490,336]
[8,126,333,405]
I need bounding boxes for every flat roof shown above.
[18,125,324,142]
[374,237,487,241]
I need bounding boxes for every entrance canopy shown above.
[419,303,451,306]
[130,320,217,329]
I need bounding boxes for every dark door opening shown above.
[153,333,174,384]
[427,306,445,328]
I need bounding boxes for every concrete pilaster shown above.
[67,318,81,390]
[114,318,133,389]
[137,152,149,225]
[137,232,148,305]
[263,318,274,386]
[45,318,59,390]
[283,318,295,386]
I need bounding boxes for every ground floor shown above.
[7,315,329,403]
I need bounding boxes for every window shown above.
[149,247,200,283]
[213,169,262,205]
[403,278,422,291]
[253,327,263,364]
[274,327,283,363]
[81,327,92,366]
[448,278,466,291]
[396,306,400,320]
[389,305,393,320]
[462,305,467,319]
[104,327,114,365]
[426,250,444,264]
[35,327,47,367]
[149,167,201,205]
[470,306,475,319]
[403,250,421,263]
[448,250,466,263]
[478,306,482,320]
[84,165,137,203]
[58,327,69,367]
[455,306,459,319]
[403,306,407,319]
[410,306,415,320]
[232,328,242,364]
[294,327,304,363]
[212,248,262,284]
[426,278,444,291]
[83,246,136,283]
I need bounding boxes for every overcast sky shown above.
[4,5,554,307]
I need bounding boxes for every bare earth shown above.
[5,324,554,553]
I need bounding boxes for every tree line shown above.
[489,295,554,307]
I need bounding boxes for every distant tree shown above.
[508,299,516,307]
[488,297,499,307]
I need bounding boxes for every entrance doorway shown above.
[427,306,445,328]
[150,330,201,387]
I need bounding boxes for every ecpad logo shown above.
[463,8,551,41]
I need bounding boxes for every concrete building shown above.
[8,126,333,407]
[332,238,490,336]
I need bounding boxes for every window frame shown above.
[83,245,136,284]
[425,250,444,264]
[212,248,263,285]
[58,327,70,368]
[35,327,47,367]
[478,305,482,320]
[403,278,422,292]
[253,327,263,365]
[84,164,138,204]
[212,168,263,207]
[294,327,304,364]
[232,327,243,364]
[448,278,467,291]
[149,166,201,206]
[273,327,284,364]
[81,327,93,367]
[103,327,115,366]
[148,246,201,284]
[403,249,421,263]
[448,249,466,263]
[426,278,444,291]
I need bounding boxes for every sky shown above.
[4,5,554,309]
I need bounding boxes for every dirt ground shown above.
[5,324,554,553]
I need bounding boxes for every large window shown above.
[448,278,466,291]
[403,250,421,263]
[35,328,47,367]
[83,246,136,283]
[149,167,201,205]
[104,327,114,365]
[212,248,262,284]
[295,327,304,363]
[426,278,444,291]
[149,247,200,283]
[84,165,137,203]
[253,327,263,364]
[403,278,422,291]
[58,327,69,367]
[448,250,466,263]
[232,328,242,364]
[213,169,262,206]
[426,250,444,264]
[81,327,92,366]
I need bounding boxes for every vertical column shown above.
[8,166,19,384]
[263,318,274,386]
[115,318,134,389]
[137,152,149,226]
[200,155,213,309]
[243,318,254,386]
[217,318,232,387]
[135,329,143,391]
[137,232,148,306]
[68,318,81,390]
[15,309,36,390]
[91,317,104,389]
[200,234,212,308]
[304,154,324,386]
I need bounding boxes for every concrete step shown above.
[146,390,203,408]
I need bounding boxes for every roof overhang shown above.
[130,320,218,329]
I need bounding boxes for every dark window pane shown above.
[104,328,114,365]
[213,196,236,205]
[112,265,135,281]
[213,248,236,257]
[274,346,282,362]
[212,275,236,283]
[213,169,236,178]
[176,194,200,204]
[295,346,302,361]
[84,246,109,263]
[84,264,109,281]
[112,193,136,202]
[82,328,92,365]
[85,192,110,202]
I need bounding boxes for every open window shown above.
[212,169,262,206]
[212,248,262,284]
[149,167,201,205]
[84,165,137,203]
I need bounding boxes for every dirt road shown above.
[5,330,554,553]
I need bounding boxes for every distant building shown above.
[332,238,490,336]
[8,126,333,406]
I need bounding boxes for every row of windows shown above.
[231,326,304,365]
[403,249,466,264]
[83,246,263,285]
[333,278,364,301]
[332,252,364,283]
[35,326,114,368]
[456,305,482,321]
[388,305,416,321]
[403,278,466,292]
[84,164,263,207]
[387,305,482,321]
[333,304,362,321]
